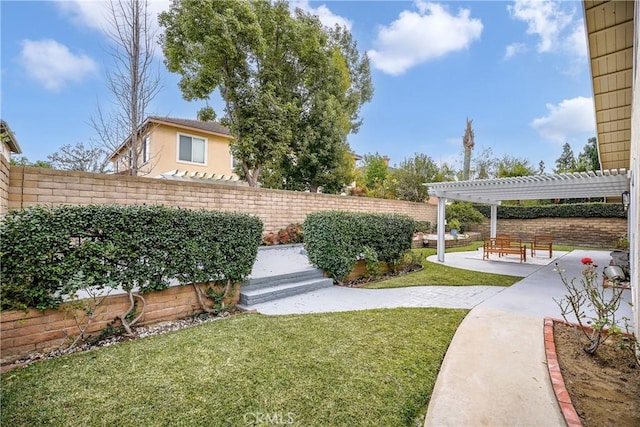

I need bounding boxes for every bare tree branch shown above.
[91,0,161,176]
[47,141,110,173]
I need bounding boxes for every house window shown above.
[178,134,206,164]
[231,153,241,170]
[142,134,150,164]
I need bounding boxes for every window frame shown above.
[142,134,150,164]
[231,152,241,170]
[176,132,207,166]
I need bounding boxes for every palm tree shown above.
[462,118,474,180]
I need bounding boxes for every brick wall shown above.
[1,167,436,364]
[470,217,627,247]
[5,166,436,233]
[0,283,237,365]
[0,154,10,216]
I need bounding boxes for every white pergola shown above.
[426,169,631,262]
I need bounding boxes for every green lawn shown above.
[365,243,520,289]
[1,308,468,427]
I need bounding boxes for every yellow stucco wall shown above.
[114,123,236,178]
[145,124,235,177]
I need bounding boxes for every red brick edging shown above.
[543,318,583,427]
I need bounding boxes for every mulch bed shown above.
[342,264,422,287]
[554,322,639,427]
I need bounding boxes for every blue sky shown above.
[1,0,596,174]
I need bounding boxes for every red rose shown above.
[581,257,593,265]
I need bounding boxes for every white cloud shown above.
[530,96,595,142]
[55,0,109,32]
[290,0,352,30]
[504,42,526,59]
[507,0,587,59]
[565,21,588,59]
[508,0,572,53]
[55,0,169,36]
[368,1,483,76]
[19,39,98,91]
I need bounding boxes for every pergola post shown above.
[437,197,446,262]
[490,204,498,238]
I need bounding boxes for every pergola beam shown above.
[425,169,631,262]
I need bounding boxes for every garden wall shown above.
[0,283,237,365]
[0,155,10,216]
[470,217,627,247]
[3,166,436,232]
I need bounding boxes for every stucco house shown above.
[0,119,22,162]
[108,116,238,179]
[585,0,639,338]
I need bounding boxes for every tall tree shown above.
[159,0,371,188]
[10,157,52,168]
[392,153,440,202]
[462,118,475,180]
[495,155,536,177]
[47,142,110,173]
[575,137,600,171]
[359,153,388,189]
[471,147,495,179]
[554,142,577,173]
[280,22,371,193]
[92,0,161,176]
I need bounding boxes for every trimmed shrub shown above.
[445,202,484,232]
[414,221,431,233]
[1,205,263,311]
[472,202,626,219]
[303,211,414,284]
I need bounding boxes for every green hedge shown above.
[472,203,626,219]
[0,205,263,311]
[414,221,431,233]
[303,211,414,284]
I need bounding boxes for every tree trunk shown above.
[192,283,216,313]
[463,148,471,181]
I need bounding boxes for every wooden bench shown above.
[531,234,553,258]
[483,237,527,263]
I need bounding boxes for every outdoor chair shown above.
[531,234,553,258]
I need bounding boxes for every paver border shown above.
[543,317,583,427]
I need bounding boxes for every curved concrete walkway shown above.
[245,285,505,315]
[250,247,633,426]
[424,249,633,427]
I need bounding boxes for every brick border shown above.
[543,318,583,427]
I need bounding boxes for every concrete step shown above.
[243,268,325,292]
[239,276,333,306]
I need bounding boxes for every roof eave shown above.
[0,120,22,154]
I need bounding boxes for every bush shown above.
[303,211,414,284]
[262,232,278,246]
[414,221,431,233]
[472,202,626,219]
[447,219,461,231]
[277,223,304,245]
[262,224,304,246]
[1,205,263,311]
[445,202,484,232]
